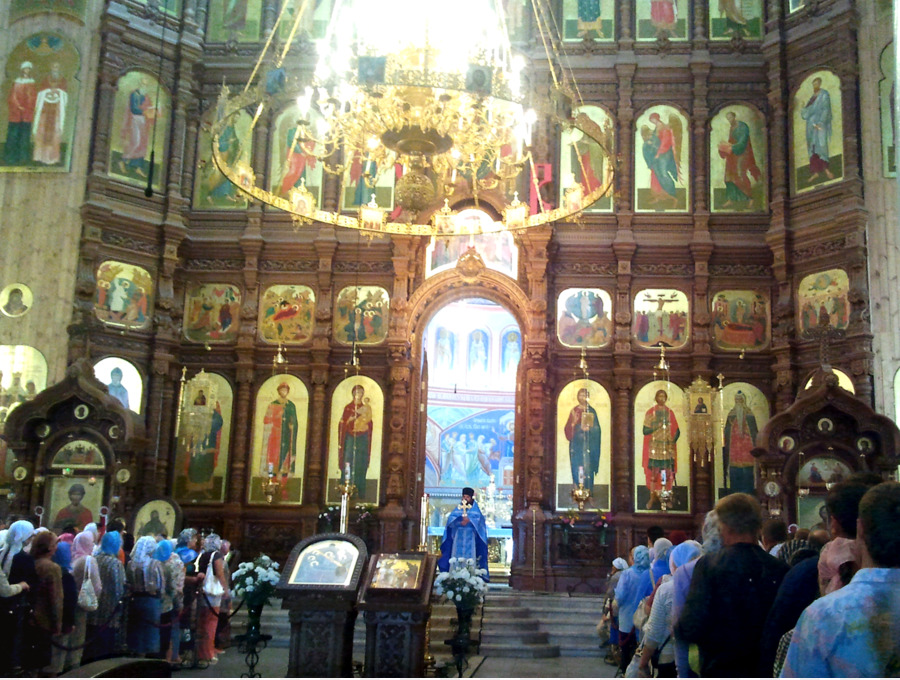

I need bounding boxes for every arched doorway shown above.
[422,297,520,577]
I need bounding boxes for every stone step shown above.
[481,630,551,645]
[477,642,561,658]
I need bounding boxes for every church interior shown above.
[0,0,899,597]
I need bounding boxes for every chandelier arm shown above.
[277,0,313,68]
[541,0,585,108]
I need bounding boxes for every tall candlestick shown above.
[419,493,429,551]
[339,490,349,533]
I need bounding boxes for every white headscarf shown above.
[84,523,100,544]
[1,520,35,575]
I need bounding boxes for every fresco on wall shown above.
[278,0,334,41]
[797,269,850,333]
[634,106,689,212]
[173,371,233,502]
[557,288,613,348]
[636,0,688,40]
[258,284,315,344]
[710,290,769,352]
[108,71,170,192]
[500,329,521,377]
[716,382,769,498]
[561,0,615,41]
[10,0,88,24]
[708,0,763,39]
[333,285,389,345]
[183,283,241,343]
[0,345,47,434]
[792,70,843,194]
[193,108,251,209]
[247,375,307,503]
[0,284,32,318]
[326,376,383,505]
[0,33,80,172]
[879,42,895,178]
[710,105,766,212]
[425,219,518,278]
[632,288,690,349]
[270,104,324,207]
[93,357,143,414]
[427,408,514,489]
[634,381,690,512]
[207,0,263,42]
[559,106,614,212]
[556,379,611,511]
[93,261,153,330]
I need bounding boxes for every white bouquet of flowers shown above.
[433,557,487,610]
[232,554,282,606]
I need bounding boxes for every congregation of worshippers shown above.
[599,478,900,678]
[0,521,235,675]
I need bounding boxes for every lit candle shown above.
[344,462,351,484]
[661,469,667,485]
[578,466,585,485]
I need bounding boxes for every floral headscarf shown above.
[0,520,34,575]
[632,545,651,570]
[202,533,222,554]
[72,531,95,561]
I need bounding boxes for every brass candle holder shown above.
[570,482,591,511]
[262,473,281,504]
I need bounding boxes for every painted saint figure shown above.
[800,77,834,183]
[4,62,37,164]
[564,388,601,489]
[718,111,761,208]
[279,128,317,196]
[52,483,93,531]
[262,382,298,482]
[338,384,373,495]
[642,389,680,508]
[723,391,759,494]
[641,113,681,208]
[106,367,130,409]
[119,76,156,178]
[32,62,68,165]
[437,487,490,580]
[502,332,521,374]
[468,330,489,374]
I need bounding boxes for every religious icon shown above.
[326,376,383,505]
[131,498,182,539]
[798,456,850,487]
[710,290,769,351]
[0,33,80,173]
[93,261,153,330]
[93,357,143,414]
[710,106,767,212]
[431,327,456,375]
[634,381,689,512]
[557,288,613,348]
[425,222,518,278]
[561,0,615,41]
[206,0,263,42]
[10,0,89,23]
[332,286,389,346]
[0,345,48,419]
[49,439,105,470]
[708,0,763,39]
[258,284,316,344]
[559,106,614,213]
[0,284,33,318]
[173,371,233,503]
[278,0,335,41]
[632,288,690,349]
[183,283,241,343]
[501,330,522,375]
[341,150,395,212]
[193,107,252,209]
[636,0,688,40]
[792,70,844,194]
[796,269,850,333]
[634,106,689,211]
[556,379,611,510]
[467,329,490,379]
[270,104,324,206]
[46,476,103,532]
[248,374,309,504]
[134,0,181,16]
[108,70,170,192]
[716,382,769,499]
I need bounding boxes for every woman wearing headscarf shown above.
[650,538,674,587]
[84,531,127,663]
[156,539,185,665]
[636,541,702,678]
[49,541,78,674]
[0,519,36,674]
[70,530,102,668]
[601,557,630,664]
[615,545,653,672]
[26,531,63,671]
[126,536,164,656]
[671,510,722,677]
[196,533,228,663]
[175,528,201,664]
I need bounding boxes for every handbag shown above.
[77,555,99,611]
[203,554,225,599]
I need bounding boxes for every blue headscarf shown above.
[53,541,73,573]
[669,540,701,573]
[614,546,654,634]
[175,528,199,565]
[100,530,122,556]
[650,537,674,585]
[154,539,173,563]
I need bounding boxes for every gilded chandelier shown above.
[211,0,613,236]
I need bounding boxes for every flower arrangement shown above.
[593,513,610,530]
[560,508,580,526]
[354,503,377,523]
[318,505,340,526]
[433,557,487,610]
[232,554,282,606]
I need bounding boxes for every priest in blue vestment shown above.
[437,487,490,581]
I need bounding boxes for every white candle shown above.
[344,462,351,484]
[661,469,667,485]
[578,466,585,485]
